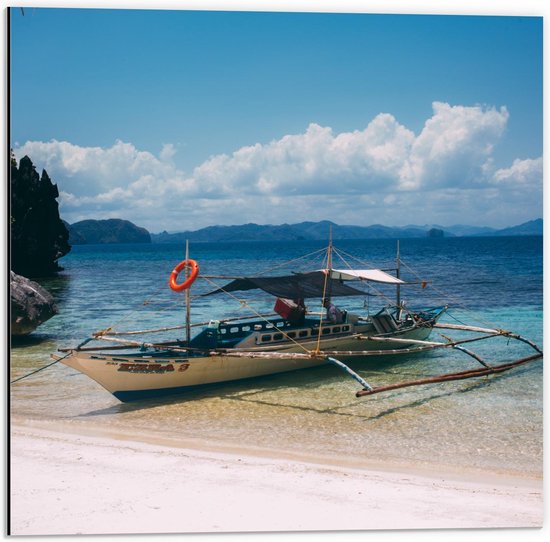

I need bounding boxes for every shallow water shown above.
[10,237,543,477]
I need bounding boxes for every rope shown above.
[398,258,508,331]
[333,246,517,334]
[255,246,328,276]
[86,247,329,337]
[10,337,94,384]
[332,246,402,306]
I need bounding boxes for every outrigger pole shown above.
[213,321,542,398]
[356,352,542,397]
[326,356,373,391]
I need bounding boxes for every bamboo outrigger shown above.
[46,239,542,402]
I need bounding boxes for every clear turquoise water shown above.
[10,236,543,477]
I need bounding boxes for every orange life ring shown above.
[169,259,199,292]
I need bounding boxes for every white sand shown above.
[8,422,543,537]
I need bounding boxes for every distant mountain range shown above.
[64,218,542,245]
[151,218,542,243]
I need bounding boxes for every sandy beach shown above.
[8,420,543,537]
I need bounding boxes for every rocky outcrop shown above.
[10,272,58,336]
[63,220,86,245]
[11,154,71,277]
[427,228,445,238]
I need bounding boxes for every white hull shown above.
[61,325,436,401]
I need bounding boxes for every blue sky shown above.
[10,4,543,232]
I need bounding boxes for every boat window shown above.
[261,335,272,342]
[242,326,251,332]
[230,327,239,334]
[273,333,283,341]
[220,328,227,335]
[342,325,350,332]
[333,326,341,333]
[254,325,262,330]
[299,330,309,338]
[287,332,296,339]
[322,328,330,335]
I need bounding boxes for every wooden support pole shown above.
[355,353,543,397]
[90,334,189,352]
[326,356,373,391]
[434,322,502,334]
[451,344,490,368]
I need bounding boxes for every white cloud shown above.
[190,115,415,197]
[399,102,509,189]
[159,143,177,162]
[492,157,543,187]
[13,102,541,231]
[15,139,178,197]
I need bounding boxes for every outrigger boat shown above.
[53,241,543,402]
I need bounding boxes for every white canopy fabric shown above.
[329,269,405,285]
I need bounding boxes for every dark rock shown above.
[10,271,58,336]
[427,228,445,238]
[10,154,71,277]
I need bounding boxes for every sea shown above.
[9,236,543,478]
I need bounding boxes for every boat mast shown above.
[328,225,333,269]
[396,240,401,307]
[185,239,191,345]
[326,225,333,303]
[316,225,333,353]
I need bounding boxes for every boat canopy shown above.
[329,269,404,285]
[204,268,403,299]
[205,271,369,299]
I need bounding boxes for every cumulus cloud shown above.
[492,157,543,187]
[399,102,509,189]
[159,143,177,162]
[191,114,416,198]
[16,139,180,197]
[13,102,541,231]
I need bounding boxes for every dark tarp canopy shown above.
[204,271,369,299]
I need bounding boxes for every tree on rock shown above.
[10,154,71,277]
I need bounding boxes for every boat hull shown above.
[61,324,437,401]
[64,353,326,401]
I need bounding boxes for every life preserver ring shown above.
[169,259,199,292]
